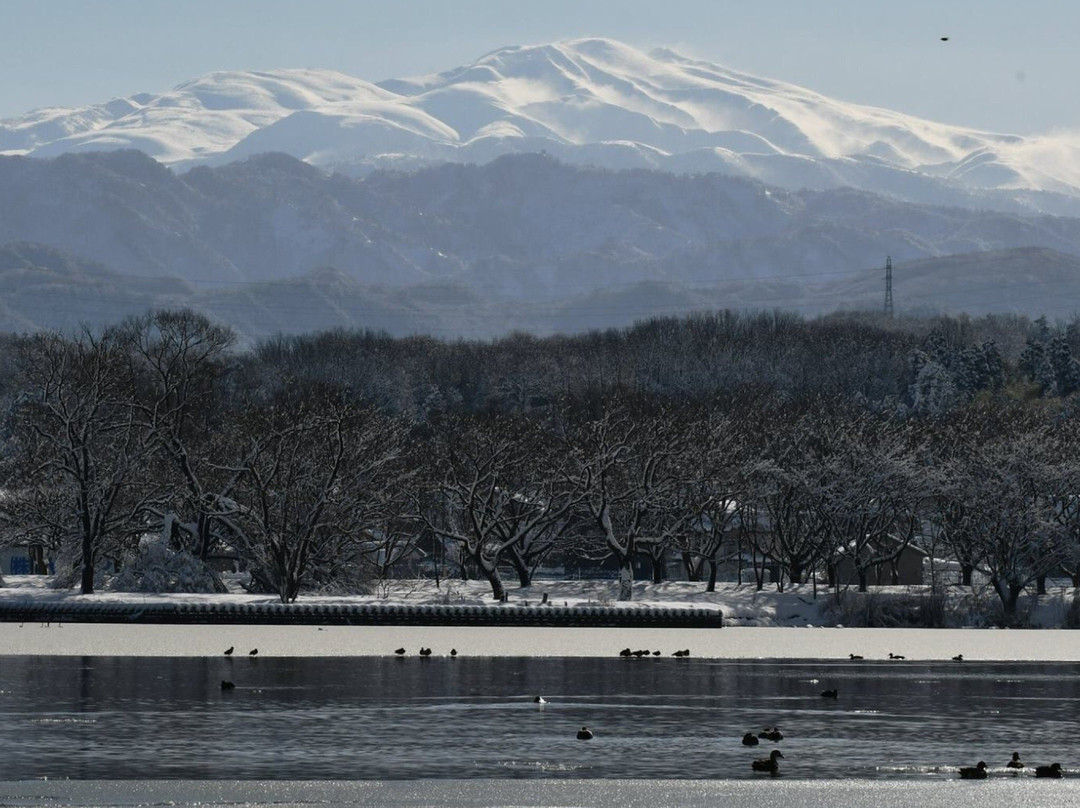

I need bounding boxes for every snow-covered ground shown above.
[1,576,1078,659]
[2,575,1077,628]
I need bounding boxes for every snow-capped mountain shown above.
[3,39,1079,209]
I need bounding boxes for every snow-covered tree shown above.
[562,398,697,601]
[816,415,928,592]
[930,404,1066,616]
[743,411,832,590]
[223,387,406,603]
[121,310,237,562]
[11,328,155,593]
[414,411,578,598]
[669,408,747,590]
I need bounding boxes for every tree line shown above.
[1,308,1079,619]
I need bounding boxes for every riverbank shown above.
[3,621,1078,659]
[2,573,1079,659]
[2,576,1078,629]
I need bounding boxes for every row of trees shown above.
[248,310,1080,417]
[2,310,1080,619]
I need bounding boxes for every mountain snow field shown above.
[3,38,1079,204]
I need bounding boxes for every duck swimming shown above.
[1006,752,1024,769]
[888,652,905,660]
[534,696,547,705]
[577,726,594,740]
[849,653,864,660]
[820,688,838,699]
[1035,762,1063,778]
[751,749,784,774]
[959,761,988,779]
[742,733,760,746]
[759,727,783,742]
[952,654,964,662]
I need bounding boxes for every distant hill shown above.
[3,150,1080,297]
[811,247,1080,318]
[4,240,1080,343]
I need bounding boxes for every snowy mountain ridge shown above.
[3,38,1079,207]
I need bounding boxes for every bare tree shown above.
[743,411,833,591]
[1038,418,1080,589]
[120,310,237,563]
[670,408,747,590]
[11,328,154,593]
[414,412,577,599]
[958,427,1064,617]
[223,387,405,603]
[817,416,928,592]
[561,398,697,601]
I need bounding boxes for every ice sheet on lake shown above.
[1,623,1078,661]
[0,779,1076,808]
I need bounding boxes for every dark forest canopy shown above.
[243,308,1072,417]
[2,307,1080,620]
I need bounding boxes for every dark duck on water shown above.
[1035,762,1063,778]
[959,761,988,779]
[751,750,784,775]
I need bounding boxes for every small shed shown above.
[832,540,928,587]
[1,543,52,575]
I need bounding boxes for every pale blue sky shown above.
[2,0,1078,135]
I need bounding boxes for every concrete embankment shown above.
[0,599,722,628]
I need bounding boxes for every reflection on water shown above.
[0,655,1078,781]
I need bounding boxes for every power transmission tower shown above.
[884,255,893,317]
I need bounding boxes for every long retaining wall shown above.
[0,600,723,628]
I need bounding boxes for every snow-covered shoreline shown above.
[1,621,1077,660]
[2,576,1077,629]
[1,577,1078,659]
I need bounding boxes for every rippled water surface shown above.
[1,655,1078,781]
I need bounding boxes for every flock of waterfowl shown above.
[742,650,1063,779]
[959,757,1063,779]
[219,646,260,689]
[618,647,691,658]
[745,726,1063,779]
[214,643,1067,780]
[631,646,1062,779]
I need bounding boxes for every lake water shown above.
[1,655,1077,785]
